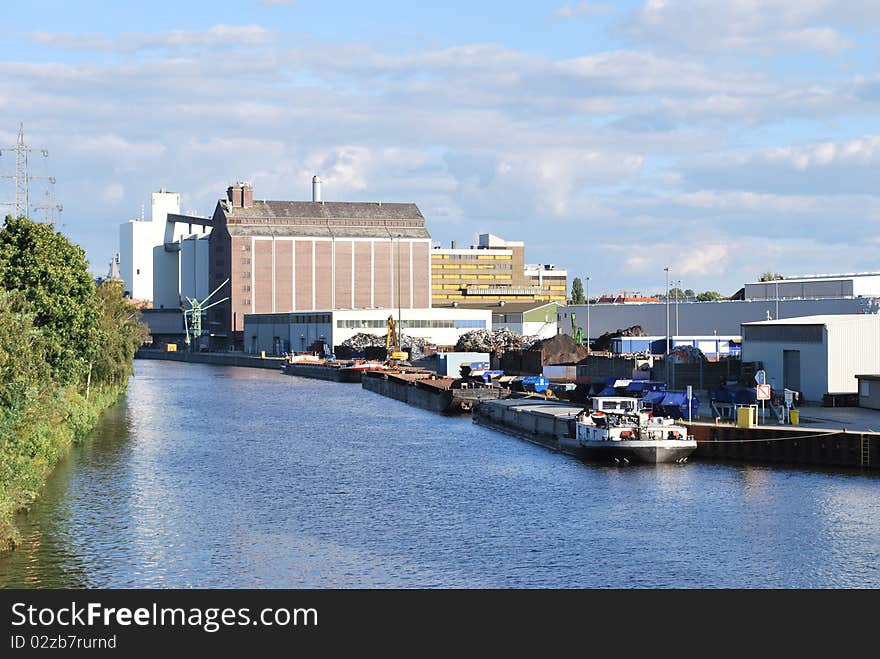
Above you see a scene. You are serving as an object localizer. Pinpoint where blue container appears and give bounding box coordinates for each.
[658,392,700,419]
[522,375,550,393]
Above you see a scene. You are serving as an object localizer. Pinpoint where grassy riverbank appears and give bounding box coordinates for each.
[0,216,147,552]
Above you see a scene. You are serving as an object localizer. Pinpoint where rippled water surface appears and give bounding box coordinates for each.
[1,360,878,588]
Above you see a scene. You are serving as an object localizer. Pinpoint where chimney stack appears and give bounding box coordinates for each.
[242,182,253,208]
[451,239,456,249]
[227,183,243,208]
[312,175,322,202]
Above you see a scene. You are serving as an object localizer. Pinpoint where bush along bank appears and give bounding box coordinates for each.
[0,216,148,552]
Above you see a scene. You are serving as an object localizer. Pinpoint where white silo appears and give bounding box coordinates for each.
[312,175,322,202]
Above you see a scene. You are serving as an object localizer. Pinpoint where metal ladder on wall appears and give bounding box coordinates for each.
[861,435,871,467]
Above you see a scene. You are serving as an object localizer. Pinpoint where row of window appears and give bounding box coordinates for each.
[292,314,333,324]
[335,319,486,329]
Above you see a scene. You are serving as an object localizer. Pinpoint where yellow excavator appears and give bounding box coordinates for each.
[385,314,409,365]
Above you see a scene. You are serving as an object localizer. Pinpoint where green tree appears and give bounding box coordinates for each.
[90,280,150,388]
[684,288,695,298]
[0,217,100,385]
[571,277,585,304]
[669,287,686,299]
[696,290,724,301]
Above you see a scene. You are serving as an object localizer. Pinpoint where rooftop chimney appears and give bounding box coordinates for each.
[227,183,242,208]
[312,175,322,202]
[242,182,253,208]
[451,240,456,249]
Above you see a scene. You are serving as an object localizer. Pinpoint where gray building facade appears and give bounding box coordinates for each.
[560,297,880,340]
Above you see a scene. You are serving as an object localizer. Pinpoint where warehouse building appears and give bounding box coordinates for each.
[560,296,880,340]
[209,179,432,346]
[744,272,880,301]
[741,315,880,402]
[244,307,492,355]
[856,374,880,411]
[491,302,559,340]
[431,234,567,307]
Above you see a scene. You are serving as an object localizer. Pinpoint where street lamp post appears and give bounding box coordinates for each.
[586,276,591,356]
[664,267,670,386]
[675,279,681,336]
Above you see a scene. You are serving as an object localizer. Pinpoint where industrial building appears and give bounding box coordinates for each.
[560,296,880,341]
[491,302,559,340]
[741,315,880,402]
[118,189,212,308]
[209,179,432,346]
[431,234,567,307]
[610,335,740,359]
[856,374,880,411]
[243,307,492,355]
[744,272,880,301]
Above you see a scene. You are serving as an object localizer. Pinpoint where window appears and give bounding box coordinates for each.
[242,272,251,279]
[861,380,871,397]
[136,269,140,275]
[242,257,251,265]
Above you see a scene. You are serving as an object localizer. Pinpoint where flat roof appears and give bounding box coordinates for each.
[856,374,880,381]
[746,272,880,285]
[492,301,560,313]
[742,314,879,326]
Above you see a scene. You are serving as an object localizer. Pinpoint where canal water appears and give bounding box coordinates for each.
[1,360,878,588]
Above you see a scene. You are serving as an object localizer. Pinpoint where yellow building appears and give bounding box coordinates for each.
[432,233,567,307]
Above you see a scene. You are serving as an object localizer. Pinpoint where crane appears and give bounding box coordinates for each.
[571,312,583,345]
[182,278,229,351]
[385,314,409,365]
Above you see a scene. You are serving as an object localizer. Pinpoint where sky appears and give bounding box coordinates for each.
[1,0,879,297]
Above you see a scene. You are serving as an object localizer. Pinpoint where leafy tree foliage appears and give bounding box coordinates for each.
[0,217,99,385]
[571,277,585,304]
[91,280,150,387]
[696,290,724,301]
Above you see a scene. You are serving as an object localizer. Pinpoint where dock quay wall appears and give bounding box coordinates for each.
[688,423,878,470]
[475,398,879,470]
[135,349,284,370]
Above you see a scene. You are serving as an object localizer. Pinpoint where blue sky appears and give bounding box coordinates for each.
[2,0,879,296]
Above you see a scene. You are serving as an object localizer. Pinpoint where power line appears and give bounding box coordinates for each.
[0,122,59,221]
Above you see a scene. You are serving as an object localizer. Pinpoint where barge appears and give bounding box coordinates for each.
[473,397,696,464]
[362,370,506,414]
[281,356,388,383]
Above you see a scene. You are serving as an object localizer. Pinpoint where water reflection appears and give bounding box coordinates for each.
[1,360,878,588]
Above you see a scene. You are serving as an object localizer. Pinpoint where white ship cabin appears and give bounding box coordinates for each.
[590,397,642,414]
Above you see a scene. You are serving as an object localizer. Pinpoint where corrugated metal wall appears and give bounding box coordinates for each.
[827,316,880,394]
[560,297,878,338]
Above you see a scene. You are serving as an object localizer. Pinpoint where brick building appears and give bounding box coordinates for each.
[209,181,432,345]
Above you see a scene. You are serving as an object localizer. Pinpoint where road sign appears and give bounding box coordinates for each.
[756,384,771,400]
[755,370,766,385]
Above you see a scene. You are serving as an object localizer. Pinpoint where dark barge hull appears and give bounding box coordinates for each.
[362,371,504,415]
[576,444,695,464]
[282,364,363,382]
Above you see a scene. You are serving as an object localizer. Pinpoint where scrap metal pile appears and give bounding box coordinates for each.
[340,332,428,360]
[454,328,537,354]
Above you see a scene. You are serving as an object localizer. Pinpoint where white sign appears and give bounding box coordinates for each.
[756,384,771,400]
[755,370,766,385]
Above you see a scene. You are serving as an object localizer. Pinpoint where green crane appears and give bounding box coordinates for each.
[571,312,583,344]
[183,278,229,351]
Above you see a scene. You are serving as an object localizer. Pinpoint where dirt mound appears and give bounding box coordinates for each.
[528,333,588,365]
[590,325,647,352]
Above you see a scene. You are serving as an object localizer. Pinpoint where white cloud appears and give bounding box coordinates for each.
[103,183,124,205]
[624,0,856,54]
[8,21,880,292]
[554,2,610,19]
[29,24,276,52]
